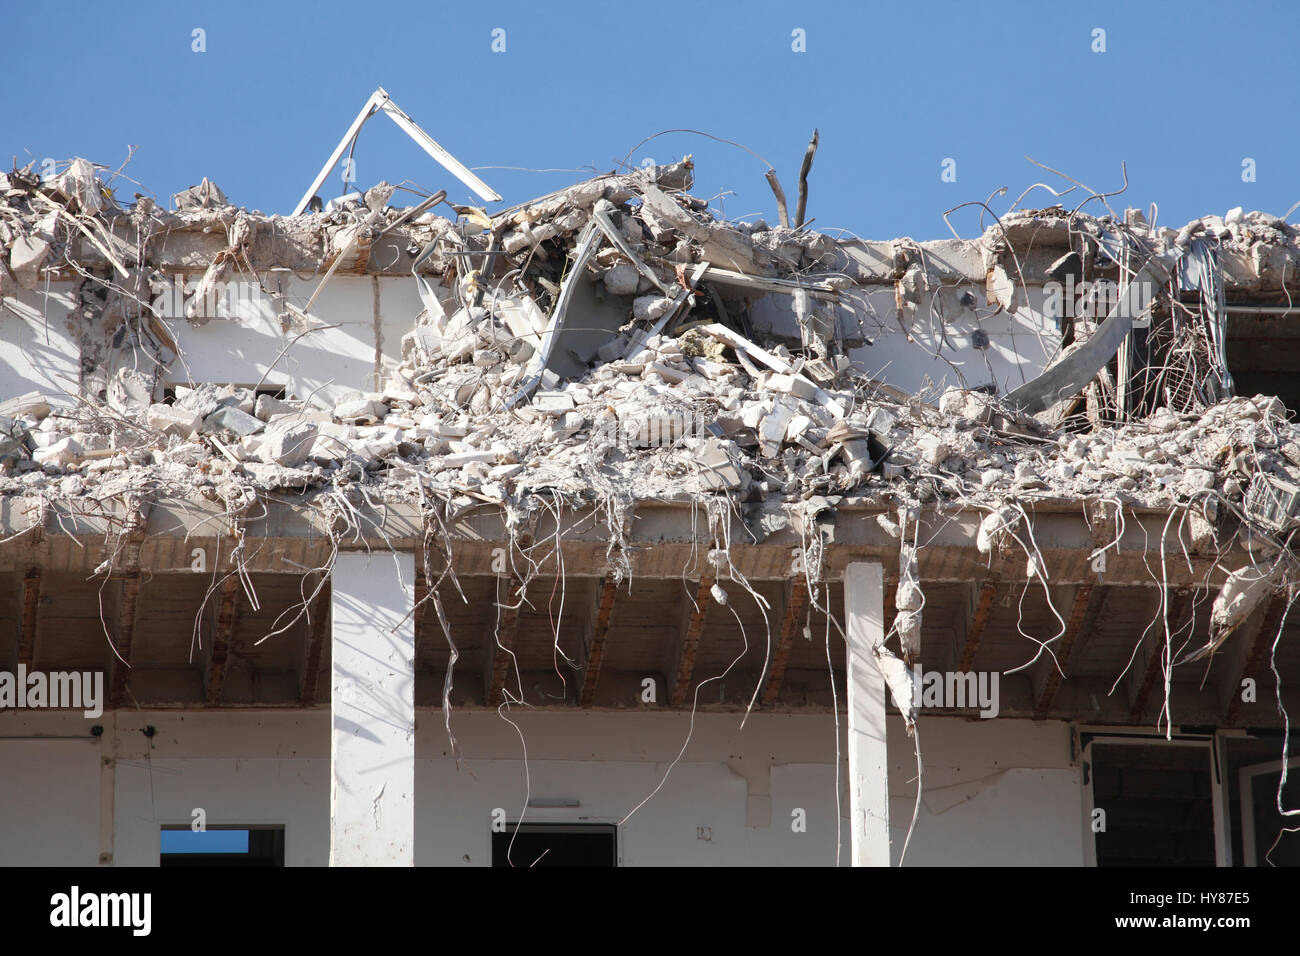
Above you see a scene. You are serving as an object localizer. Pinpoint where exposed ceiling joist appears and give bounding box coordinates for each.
[1127,587,1192,722]
[17,567,40,667]
[957,580,998,672]
[1223,594,1289,726]
[299,575,331,707]
[1033,584,1103,719]
[760,580,809,707]
[204,575,243,706]
[579,575,618,708]
[667,573,715,707]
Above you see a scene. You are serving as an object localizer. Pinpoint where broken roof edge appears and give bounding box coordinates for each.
[7,157,1300,297]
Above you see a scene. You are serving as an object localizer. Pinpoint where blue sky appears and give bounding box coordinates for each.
[160,828,249,853]
[7,0,1297,239]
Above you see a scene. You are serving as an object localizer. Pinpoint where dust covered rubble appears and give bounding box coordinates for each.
[2,155,1300,567]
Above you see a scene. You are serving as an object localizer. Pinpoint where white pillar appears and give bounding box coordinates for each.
[330,551,415,866]
[844,561,890,866]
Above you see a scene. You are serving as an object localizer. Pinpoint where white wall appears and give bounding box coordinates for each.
[751,285,1060,398]
[0,286,81,401]
[0,736,101,865]
[162,275,424,405]
[888,718,1082,866]
[5,276,1065,407]
[0,274,424,408]
[0,709,1081,867]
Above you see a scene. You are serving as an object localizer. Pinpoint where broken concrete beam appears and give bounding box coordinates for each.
[638,181,755,271]
[262,422,319,467]
[601,262,641,295]
[254,394,298,422]
[531,391,575,414]
[334,397,389,424]
[172,177,229,210]
[761,398,797,457]
[916,435,950,467]
[33,437,85,468]
[495,294,549,341]
[307,434,346,464]
[633,294,676,322]
[433,450,497,472]
[985,263,1021,313]
[699,323,846,417]
[0,416,28,460]
[203,404,265,437]
[9,236,49,289]
[550,412,585,440]
[767,373,817,402]
[147,403,203,439]
[0,391,58,421]
[697,438,742,490]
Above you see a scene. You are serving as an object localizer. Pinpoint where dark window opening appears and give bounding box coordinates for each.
[161,384,287,405]
[160,826,285,867]
[1243,769,1300,866]
[1226,310,1300,420]
[1091,743,1216,866]
[1223,734,1300,867]
[491,824,617,867]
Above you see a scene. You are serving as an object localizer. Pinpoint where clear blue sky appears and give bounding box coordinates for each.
[7,0,1297,240]
[160,828,248,853]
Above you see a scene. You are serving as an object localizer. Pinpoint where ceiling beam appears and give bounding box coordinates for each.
[107,512,149,709]
[667,572,715,707]
[203,575,243,706]
[1223,594,1289,726]
[412,556,427,662]
[108,572,142,708]
[761,580,809,707]
[484,522,538,707]
[485,575,526,707]
[299,575,331,707]
[1033,584,1104,720]
[957,580,998,672]
[1128,587,1192,722]
[579,575,619,708]
[17,567,40,667]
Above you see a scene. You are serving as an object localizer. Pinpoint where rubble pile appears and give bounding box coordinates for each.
[3,154,1300,573]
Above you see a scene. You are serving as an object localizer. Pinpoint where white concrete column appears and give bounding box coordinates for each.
[330,551,415,866]
[844,561,890,866]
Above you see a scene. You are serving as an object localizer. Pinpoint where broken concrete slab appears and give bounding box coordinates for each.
[203,404,265,437]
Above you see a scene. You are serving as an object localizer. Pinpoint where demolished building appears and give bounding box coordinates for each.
[2,146,1300,866]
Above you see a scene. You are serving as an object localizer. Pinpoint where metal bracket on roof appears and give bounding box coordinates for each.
[291,87,501,216]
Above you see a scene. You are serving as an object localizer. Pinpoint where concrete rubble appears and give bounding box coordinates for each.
[4,154,1300,676]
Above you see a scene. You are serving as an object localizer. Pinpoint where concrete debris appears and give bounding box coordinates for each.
[172,178,229,211]
[874,644,917,735]
[147,403,202,439]
[3,153,1300,706]
[1184,565,1283,663]
[203,404,264,437]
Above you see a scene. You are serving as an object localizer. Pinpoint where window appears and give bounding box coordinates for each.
[491,824,617,867]
[1083,731,1300,867]
[1222,734,1300,867]
[161,384,287,404]
[160,826,285,867]
[1086,738,1219,866]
